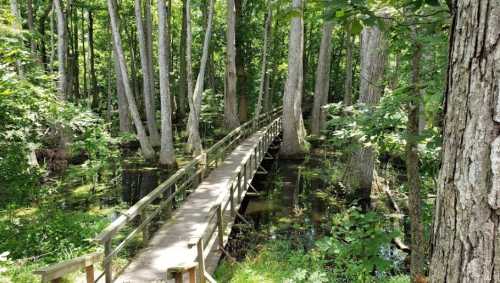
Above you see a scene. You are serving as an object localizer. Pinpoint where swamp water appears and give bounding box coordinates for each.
[222,154,337,261]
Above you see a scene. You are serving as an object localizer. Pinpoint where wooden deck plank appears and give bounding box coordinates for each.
[115,128,270,283]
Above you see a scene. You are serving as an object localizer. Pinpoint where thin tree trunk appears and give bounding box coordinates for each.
[135,0,161,146]
[71,9,80,101]
[39,4,52,70]
[235,0,247,123]
[430,1,500,281]
[346,21,387,210]
[224,0,240,129]
[108,0,155,160]
[254,4,272,122]
[144,0,159,142]
[54,0,68,99]
[186,0,215,155]
[27,0,37,54]
[280,0,306,159]
[311,20,333,136]
[344,22,353,106]
[88,10,98,108]
[157,0,176,167]
[407,26,425,283]
[114,45,131,133]
[177,0,188,119]
[81,9,88,99]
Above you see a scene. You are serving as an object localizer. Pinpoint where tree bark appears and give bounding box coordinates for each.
[177,0,188,119]
[280,0,306,159]
[88,10,99,109]
[344,22,353,106]
[346,21,387,210]
[144,0,159,142]
[254,3,272,122]
[186,0,215,155]
[311,20,333,136]
[81,9,88,99]
[135,0,161,146]
[27,0,37,54]
[157,0,176,167]
[53,0,68,99]
[407,26,425,283]
[108,0,155,160]
[235,0,247,122]
[429,1,500,282]
[224,0,240,129]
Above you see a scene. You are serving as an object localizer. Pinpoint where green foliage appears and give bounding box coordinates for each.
[317,208,404,282]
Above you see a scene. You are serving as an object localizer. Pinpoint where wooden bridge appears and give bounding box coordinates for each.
[34,108,283,283]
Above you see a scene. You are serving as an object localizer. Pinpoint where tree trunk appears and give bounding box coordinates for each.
[407,26,425,283]
[144,0,159,142]
[186,0,215,155]
[114,45,131,133]
[429,1,500,282]
[88,10,99,109]
[344,22,353,106]
[280,0,306,159]
[54,0,68,99]
[185,0,195,149]
[81,9,88,99]
[346,21,387,210]
[135,0,161,146]
[235,0,247,123]
[177,0,188,119]
[27,0,37,54]
[39,4,52,70]
[157,0,176,167]
[108,0,155,160]
[254,4,272,122]
[311,20,333,136]
[224,0,240,129]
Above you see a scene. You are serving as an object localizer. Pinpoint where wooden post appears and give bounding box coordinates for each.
[230,185,235,216]
[197,239,206,283]
[104,239,112,283]
[243,163,248,192]
[141,208,150,243]
[237,172,242,202]
[85,265,94,283]
[217,204,224,248]
[174,272,183,283]
[188,267,196,283]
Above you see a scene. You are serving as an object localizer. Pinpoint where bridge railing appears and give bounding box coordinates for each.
[180,115,282,283]
[32,108,282,283]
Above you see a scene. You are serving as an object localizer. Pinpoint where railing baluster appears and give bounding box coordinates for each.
[217,205,224,248]
[230,185,235,216]
[104,240,112,283]
[197,239,206,283]
[237,172,242,202]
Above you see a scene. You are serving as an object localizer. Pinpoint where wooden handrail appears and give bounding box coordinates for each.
[34,252,102,283]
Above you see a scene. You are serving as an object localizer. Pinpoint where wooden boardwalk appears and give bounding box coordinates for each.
[115,118,281,282]
[33,109,282,283]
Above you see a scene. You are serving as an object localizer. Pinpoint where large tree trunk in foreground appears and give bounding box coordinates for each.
[54,0,68,99]
[224,0,240,129]
[135,0,161,146]
[429,1,500,282]
[186,0,215,155]
[280,0,306,159]
[344,22,353,106]
[157,0,176,167]
[311,20,333,136]
[407,26,425,283]
[346,22,387,210]
[113,46,131,133]
[108,0,155,160]
[254,4,272,122]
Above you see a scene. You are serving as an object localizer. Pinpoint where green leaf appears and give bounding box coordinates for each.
[351,20,363,35]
